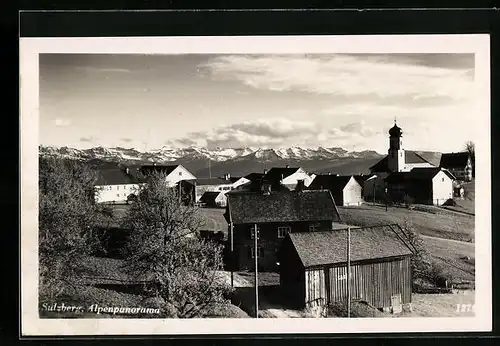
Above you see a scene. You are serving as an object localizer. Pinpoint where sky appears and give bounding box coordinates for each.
[39,53,477,154]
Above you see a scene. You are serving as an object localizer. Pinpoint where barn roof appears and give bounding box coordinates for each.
[288,225,414,268]
[308,175,354,191]
[200,191,223,204]
[95,166,140,185]
[196,177,233,186]
[439,152,471,169]
[263,167,300,183]
[407,167,455,180]
[139,164,180,176]
[244,173,265,181]
[226,190,341,224]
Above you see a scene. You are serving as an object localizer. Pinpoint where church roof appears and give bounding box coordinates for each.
[370,151,440,173]
[389,123,403,137]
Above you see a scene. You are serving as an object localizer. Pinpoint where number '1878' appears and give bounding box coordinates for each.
[456,304,475,312]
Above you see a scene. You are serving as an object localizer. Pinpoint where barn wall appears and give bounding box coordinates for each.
[325,257,412,309]
[431,172,454,206]
[303,257,412,309]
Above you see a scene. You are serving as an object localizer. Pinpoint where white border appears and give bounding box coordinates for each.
[20,34,491,336]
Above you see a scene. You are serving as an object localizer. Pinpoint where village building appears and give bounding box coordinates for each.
[262,166,315,191]
[385,167,456,206]
[199,191,227,208]
[194,174,251,203]
[308,175,363,206]
[368,121,443,202]
[278,224,414,312]
[139,164,197,204]
[225,189,342,271]
[439,152,473,182]
[94,165,144,204]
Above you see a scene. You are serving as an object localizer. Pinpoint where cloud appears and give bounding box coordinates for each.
[80,136,99,143]
[74,66,132,73]
[120,138,134,143]
[166,118,382,150]
[53,118,71,127]
[198,54,474,106]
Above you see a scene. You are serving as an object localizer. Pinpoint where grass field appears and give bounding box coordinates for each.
[337,204,474,243]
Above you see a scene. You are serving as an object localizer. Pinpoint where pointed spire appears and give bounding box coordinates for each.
[394,117,397,125]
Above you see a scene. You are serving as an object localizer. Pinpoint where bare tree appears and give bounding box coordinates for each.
[122,172,232,318]
[38,157,112,301]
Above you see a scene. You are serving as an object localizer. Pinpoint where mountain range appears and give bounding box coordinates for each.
[39,145,385,177]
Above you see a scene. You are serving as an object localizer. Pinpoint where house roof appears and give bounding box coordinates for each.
[226,190,341,224]
[288,225,414,268]
[370,151,440,172]
[308,175,354,192]
[408,167,456,180]
[229,176,243,183]
[139,164,183,176]
[352,175,371,185]
[385,168,455,183]
[263,167,300,183]
[200,191,223,204]
[95,166,140,185]
[439,152,471,169]
[196,177,233,186]
[244,173,265,181]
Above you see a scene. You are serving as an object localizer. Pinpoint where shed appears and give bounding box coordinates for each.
[279,224,414,311]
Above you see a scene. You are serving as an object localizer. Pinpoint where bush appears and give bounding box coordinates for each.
[327,301,387,318]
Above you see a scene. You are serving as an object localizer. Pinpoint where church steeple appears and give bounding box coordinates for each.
[387,120,405,172]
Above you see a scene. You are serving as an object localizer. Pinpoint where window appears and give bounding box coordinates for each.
[309,225,319,232]
[442,177,445,182]
[277,226,291,238]
[250,226,260,239]
[179,171,182,176]
[219,187,223,191]
[116,186,120,190]
[249,246,264,259]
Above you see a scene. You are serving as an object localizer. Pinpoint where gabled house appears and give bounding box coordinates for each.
[308,175,363,206]
[439,152,473,182]
[262,166,314,191]
[224,189,342,271]
[278,224,414,312]
[139,164,196,187]
[94,165,144,204]
[385,167,455,206]
[199,191,227,208]
[195,177,234,202]
[139,164,197,204]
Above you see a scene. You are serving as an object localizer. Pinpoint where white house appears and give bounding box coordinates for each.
[385,167,455,206]
[308,175,363,206]
[94,166,144,204]
[263,166,314,190]
[139,164,196,187]
[195,174,251,202]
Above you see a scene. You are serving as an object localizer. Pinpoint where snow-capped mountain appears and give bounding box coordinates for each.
[39,145,382,163]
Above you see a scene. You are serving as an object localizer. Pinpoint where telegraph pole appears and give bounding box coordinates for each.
[347,227,351,318]
[254,223,259,318]
[230,222,234,288]
[208,159,212,179]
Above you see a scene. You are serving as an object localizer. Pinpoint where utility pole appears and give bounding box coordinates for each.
[347,227,351,318]
[230,222,234,288]
[208,159,212,179]
[254,224,259,319]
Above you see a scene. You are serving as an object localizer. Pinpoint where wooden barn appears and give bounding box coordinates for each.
[278,224,414,312]
[308,175,363,206]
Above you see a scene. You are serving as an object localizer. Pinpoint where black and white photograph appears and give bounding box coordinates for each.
[20,35,491,335]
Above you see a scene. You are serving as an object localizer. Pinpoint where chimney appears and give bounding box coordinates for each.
[263,168,268,174]
[328,172,332,175]
[153,162,157,166]
[286,164,290,168]
[225,173,231,180]
[296,179,305,192]
[125,167,130,175]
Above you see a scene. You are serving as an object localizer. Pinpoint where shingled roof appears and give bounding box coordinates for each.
[226,190,341,224]
[95,166,140,185]
[308,175,355,192]
[263,167,300,184]
[439,152,471,169]
[139,164,179,176]
[200,191,223,204]
[196,177,233,186]
[288,225,414,268]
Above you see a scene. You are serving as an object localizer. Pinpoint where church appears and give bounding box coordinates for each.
[365,121,455,206]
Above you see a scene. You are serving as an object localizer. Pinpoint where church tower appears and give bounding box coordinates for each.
[387,120,405,172]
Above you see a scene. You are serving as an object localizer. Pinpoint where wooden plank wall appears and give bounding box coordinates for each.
[305,257,412,309]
